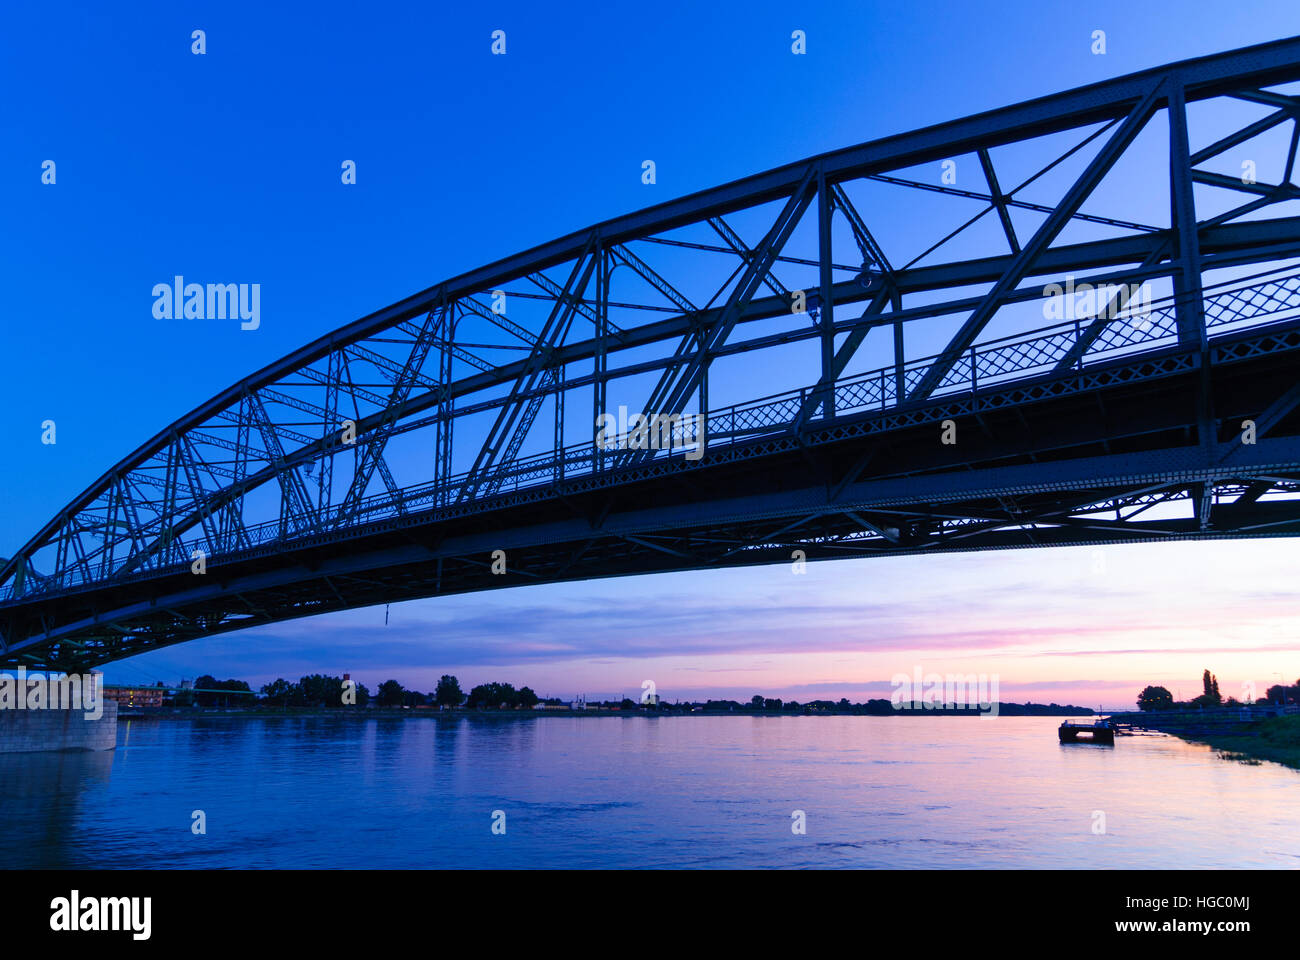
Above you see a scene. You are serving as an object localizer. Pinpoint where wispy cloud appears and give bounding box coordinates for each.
[110,539,1300,705]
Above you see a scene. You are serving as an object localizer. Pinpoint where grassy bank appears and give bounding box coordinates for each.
[1180,715,1300,770]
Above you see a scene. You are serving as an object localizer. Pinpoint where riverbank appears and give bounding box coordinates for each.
[1179,715,1300,770]
[1110,708,1300,770]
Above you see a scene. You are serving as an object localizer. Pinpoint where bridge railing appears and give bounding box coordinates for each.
[5,266,1300,603]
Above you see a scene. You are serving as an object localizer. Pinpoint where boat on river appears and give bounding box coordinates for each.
[1058,718,1117,745]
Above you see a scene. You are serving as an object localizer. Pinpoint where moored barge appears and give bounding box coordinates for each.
[1058,718,1117,745]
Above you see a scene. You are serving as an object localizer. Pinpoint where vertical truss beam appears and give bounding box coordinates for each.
[1169,82,1207,350]
[817,169,836,419]
[434,308,456,505]
[593,244,609,473]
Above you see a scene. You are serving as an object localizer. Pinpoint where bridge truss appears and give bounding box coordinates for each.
[5,38,1300,669]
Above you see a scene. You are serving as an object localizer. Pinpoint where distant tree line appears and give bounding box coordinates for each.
[260,674,368,708]
[1137,669,1299,712]
[462,681,540,709]
[159,675,1103,716]
[189,676,253,708]
[255,674,463,708]
[249,674,540,710]
[691,697,1090,716]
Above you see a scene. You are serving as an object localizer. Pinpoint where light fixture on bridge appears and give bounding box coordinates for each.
[856,258,881,291]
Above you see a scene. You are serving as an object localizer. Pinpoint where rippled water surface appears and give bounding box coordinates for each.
[2,715,1297,868]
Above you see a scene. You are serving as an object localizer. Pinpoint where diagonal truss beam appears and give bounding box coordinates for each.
[908,82,1164,403]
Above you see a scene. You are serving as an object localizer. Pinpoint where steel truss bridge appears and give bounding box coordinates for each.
[6,39,1300,670]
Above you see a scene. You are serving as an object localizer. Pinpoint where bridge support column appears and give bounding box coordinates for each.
[0,699,117,754]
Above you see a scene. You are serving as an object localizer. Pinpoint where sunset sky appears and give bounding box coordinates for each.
[98,537,1300,712]
[4,2,1300,710]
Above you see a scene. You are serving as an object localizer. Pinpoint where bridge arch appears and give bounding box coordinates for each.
[5,38,1300,668]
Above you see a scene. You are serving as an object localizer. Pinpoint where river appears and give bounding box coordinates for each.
[2,714,1297,868]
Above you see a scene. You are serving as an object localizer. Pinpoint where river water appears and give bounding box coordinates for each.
[2,714,1296,868]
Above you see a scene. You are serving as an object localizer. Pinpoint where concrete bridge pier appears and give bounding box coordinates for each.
[0,700,117,753]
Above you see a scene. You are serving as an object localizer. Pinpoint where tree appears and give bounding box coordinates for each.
[750,695,765,710]
[466,682,520,709]
[1191,670,1223,707]
[1137,685,1174,712]
[193,676,252,708]
[193,675,219,707]
[260,678,301,706]
[218,679,252,708]
[377,679,405,707]
[518,686,539,709]
[299,674,344,707]
[1202,669,1222,704]
[1265,679,1300,704]
[435,675,465,708]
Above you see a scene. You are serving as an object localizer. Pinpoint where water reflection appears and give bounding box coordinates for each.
[0,749,115,868]
[1,715,1296,869]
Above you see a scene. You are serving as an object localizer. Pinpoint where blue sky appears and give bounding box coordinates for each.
[3,1,1300,707]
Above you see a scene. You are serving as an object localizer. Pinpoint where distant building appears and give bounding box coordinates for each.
[570,695,586,710]
[103,686,166,708]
